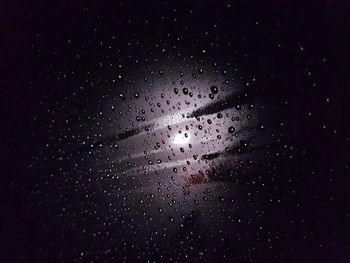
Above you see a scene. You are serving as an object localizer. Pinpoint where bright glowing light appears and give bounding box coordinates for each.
[173,133,190,145]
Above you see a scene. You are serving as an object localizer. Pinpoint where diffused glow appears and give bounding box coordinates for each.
[173,133,190,145]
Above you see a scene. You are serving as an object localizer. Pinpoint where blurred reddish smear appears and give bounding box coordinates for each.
[185,173,205,185]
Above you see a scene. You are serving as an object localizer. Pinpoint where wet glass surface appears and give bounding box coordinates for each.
[1,1,350,262]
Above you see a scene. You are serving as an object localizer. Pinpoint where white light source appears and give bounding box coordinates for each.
[173,133,190,145]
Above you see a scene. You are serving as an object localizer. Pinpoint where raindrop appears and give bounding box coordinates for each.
[210,85,218,94]
[119,93,126,100]
[228,126,235,133]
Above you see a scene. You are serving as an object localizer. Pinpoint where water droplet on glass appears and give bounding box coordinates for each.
[210,85,218,94]
[119,93,126,100]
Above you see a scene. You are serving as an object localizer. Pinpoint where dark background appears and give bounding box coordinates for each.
[1,0,350,262]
